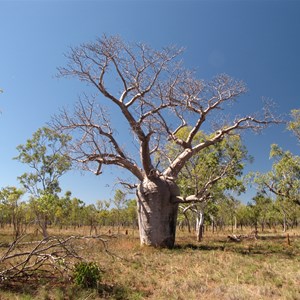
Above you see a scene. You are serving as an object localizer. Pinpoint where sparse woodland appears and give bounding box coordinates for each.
[1,36,300,299]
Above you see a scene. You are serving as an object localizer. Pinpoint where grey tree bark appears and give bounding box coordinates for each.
[136,177,180,248]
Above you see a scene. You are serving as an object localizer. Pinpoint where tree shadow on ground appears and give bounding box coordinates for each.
[258,234,300,240]
[0,280,147,300]
[98,283,148,300]
[174,243,226,251]
[174,237,299,259]
[0,280,45,297]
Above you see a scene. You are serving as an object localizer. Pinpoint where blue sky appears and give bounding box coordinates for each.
[0,0,299,204]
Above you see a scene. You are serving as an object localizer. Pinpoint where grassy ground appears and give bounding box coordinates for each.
[0,226,299,299]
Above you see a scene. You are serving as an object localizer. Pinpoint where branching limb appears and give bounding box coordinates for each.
[165,113,280,178]
[0,235,111,283]
[55,36,280,186]
[174,194,212,204]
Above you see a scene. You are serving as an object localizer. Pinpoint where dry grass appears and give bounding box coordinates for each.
[0,226,299,299]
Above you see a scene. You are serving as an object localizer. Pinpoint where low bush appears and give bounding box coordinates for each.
[73,261,102,289]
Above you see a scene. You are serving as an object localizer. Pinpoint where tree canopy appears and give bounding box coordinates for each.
[252,144,300,206]
[164,127,250,202]
[288,109,300,142]
[53,35,277,199]
[14,127,72,237]
[251,109,300,207]
[52,35,279,247]
[15,127,71,197]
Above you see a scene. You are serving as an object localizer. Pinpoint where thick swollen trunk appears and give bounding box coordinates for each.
[136,177,180,248]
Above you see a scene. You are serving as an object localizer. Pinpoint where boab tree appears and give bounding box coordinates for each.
[53,35,277,248]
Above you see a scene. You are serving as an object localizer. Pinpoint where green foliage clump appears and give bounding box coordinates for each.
[73,261,102,289]
[288,109,300,141]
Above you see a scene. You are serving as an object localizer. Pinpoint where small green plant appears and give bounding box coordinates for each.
[73,261,102,288]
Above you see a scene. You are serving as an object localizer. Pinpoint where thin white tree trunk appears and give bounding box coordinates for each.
[283,212,287,232]
[210,214,215,233]
[196,211,204,242]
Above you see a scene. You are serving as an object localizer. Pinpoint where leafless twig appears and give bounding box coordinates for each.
[0,235,110,283]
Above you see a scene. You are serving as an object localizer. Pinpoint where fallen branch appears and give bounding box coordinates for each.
[227,233,258,242]
[0,235,110,283]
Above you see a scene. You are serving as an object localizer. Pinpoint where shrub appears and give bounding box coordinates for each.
[73,261,102,288]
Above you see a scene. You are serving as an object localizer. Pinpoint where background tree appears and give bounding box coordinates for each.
[0,186,26,238]
[29,193,60,237]
[53,35,278,248]
[235,203,251,231]
[273,196,300,232]
[124,199,138,229]
[213,197,240,232]
[252,144,300,207]
[164,128,250,241]
[248,192,273,232]
[51,191,74,229]
[96,199,111,228]
[250,110,300,230]
[112,189,128,233]
[15,127,71,237]
[68,194,86,229]
[288,109,300,141]
[83,204,99,235]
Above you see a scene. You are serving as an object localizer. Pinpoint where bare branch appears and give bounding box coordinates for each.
[52,97,145,180]
[164,113,279,178]
[174,194,212,204]
[0,235,110,282]
[55,35,280,190]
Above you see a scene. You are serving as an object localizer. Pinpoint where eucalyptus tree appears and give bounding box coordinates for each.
[163,128,250,241]
[83,204,99,235]
[248,192,273,232]
[273,197,300,231]
[124,199,138,228]
[235,203,251,230]
[96,199,111,227]
[252,144,300,207]
[53,35,278,248]
[0,186,26,238]
[250,109,300,230]
[288,109,300,141]
[15,127,71,237]
[68,195,86,229]
[113,189,128,232]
